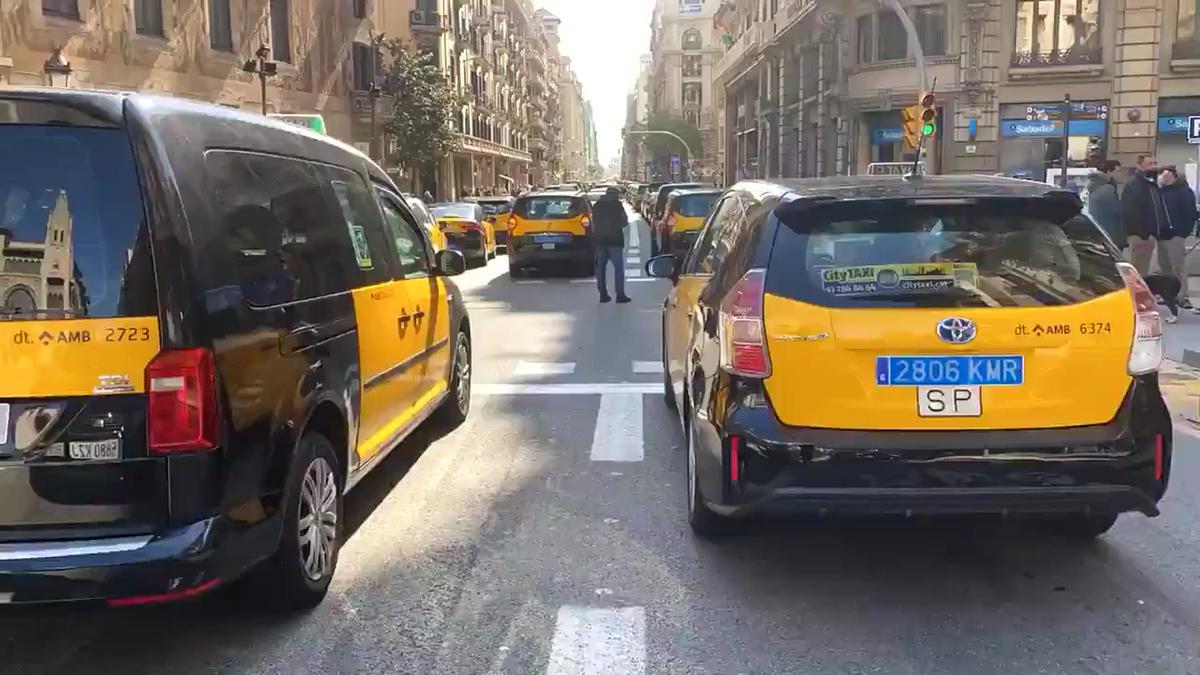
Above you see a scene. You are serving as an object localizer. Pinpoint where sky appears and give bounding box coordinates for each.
[536,0,654,170]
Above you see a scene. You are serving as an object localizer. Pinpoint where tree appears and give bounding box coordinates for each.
[376,38,463,180]
[637,113,703,178]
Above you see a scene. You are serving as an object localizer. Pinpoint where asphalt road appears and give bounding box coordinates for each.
[3,205,1200,674]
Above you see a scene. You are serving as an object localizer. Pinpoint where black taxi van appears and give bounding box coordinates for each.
[647,176,1172,538]
[0,89,472,608]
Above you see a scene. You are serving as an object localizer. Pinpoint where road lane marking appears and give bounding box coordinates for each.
[514,280,545,285]
[627,278,667,283]
[626,258,641,266]
[475,383,658,395]
[514,361,576,376]
[626,269,642,278]
[629,226,639,248]
[632,361,663,374]
[547,606,646,675]
[590,393,644,462]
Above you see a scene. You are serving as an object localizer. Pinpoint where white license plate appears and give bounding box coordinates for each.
[0,403,7,445]
[917,386,981,417]
[69,439,121,461]
[542,243,557,250]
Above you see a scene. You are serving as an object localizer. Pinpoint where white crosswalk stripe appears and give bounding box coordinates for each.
[547,606,646,675]
[514,361,577,376]
[590,393,644,462]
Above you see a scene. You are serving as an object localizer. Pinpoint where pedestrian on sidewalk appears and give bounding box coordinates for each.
[591,186,631,304]
[1085,159,1123,246]
[1158,166,1199,311]
[1121,154,1169,275]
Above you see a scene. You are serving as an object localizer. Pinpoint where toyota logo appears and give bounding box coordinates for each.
[937,317,976,344]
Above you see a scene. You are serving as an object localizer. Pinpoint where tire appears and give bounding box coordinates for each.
[685,402,734,537]
[662,319,676,411]
[1043,513,1119,540]
[434,330,472,428]
[508,264,524,279]
[256,432,342,611]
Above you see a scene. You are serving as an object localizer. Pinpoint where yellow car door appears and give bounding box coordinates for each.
[377,191,453,413]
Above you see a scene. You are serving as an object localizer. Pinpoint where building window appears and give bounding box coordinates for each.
[352,42,375,91]
[354,0,368,19]
[857,5,947,64]
[135,0,164,37]
[209,0,233,52]
[1013,0,1101,67]
[1175,1,1200,59]
[682,28,703,50]
[43,0,80,19]
[682,55,703,77]
[270,0,292,63]
[682,82,702,107]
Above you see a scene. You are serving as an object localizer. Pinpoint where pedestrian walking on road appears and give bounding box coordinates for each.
[1157,166,1199,310]
[591,186,631,304]
[1085,159,1123,245]
[1121,154,1169,275]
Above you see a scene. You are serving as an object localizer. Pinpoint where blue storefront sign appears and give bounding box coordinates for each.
[1159,116,1194,134]
[871,128,904,145]
[1000,118,1107,138]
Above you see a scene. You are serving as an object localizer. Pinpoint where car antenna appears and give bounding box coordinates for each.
[905,77,938,181]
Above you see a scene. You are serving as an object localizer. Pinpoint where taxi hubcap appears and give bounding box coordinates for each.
[456,338,471,413]
[298,457,337,581]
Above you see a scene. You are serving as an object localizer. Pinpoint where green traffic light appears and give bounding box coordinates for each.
[921,123,936,136]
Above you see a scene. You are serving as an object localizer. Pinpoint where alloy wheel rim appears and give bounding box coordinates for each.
[456,338,471,413]
[298,457,338,581]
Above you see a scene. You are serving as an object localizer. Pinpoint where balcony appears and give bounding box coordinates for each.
[410,10,449,33]
[1010,45,1102,68]
[459,132,533,163]
[713,24,765,86]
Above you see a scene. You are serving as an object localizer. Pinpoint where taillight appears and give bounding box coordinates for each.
[507,215,517,233]
[146,348,219,453]
[581,215,591,230]
[718,268,771,378]
[1118,263,1163,375]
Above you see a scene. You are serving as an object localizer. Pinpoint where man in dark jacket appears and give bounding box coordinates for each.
[1085,160,1122,245]
[591,187,631,303]
[1157,166,1198,309]
[1120,154,1170,275]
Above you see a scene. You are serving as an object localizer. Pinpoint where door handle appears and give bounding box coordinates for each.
[398,312,411,326]
[411,306,426,320]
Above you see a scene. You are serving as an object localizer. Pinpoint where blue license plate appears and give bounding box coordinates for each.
[876,355,1024,386]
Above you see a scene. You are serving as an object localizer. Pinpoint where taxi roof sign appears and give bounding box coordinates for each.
[269,114,327,135]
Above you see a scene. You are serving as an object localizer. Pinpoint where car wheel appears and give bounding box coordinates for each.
[508,264,524,279]
[1043,513,1119,540]
[434,330,472,428]
[686,403,733,537]
[662,320,676,411]
[256,432,341,611]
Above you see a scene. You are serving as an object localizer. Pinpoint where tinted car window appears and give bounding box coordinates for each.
[0,125,154,319]
[514,196,586,219]
[766,199,1123,308]
[377,191,429,278]
[686,195,742,275]
[430,203,481,221]
[204,150,390,306]
[476,200,512,215]
[673,193,720,218]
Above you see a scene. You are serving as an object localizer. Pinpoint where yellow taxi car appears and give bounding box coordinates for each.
[431,202,497,267]
[506,191,593,277]
[471,196,515,250]
[405,194,448,253]
[646,176,1172,539]
[661,187,721,257]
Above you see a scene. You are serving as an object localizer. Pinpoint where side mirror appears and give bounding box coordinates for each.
[435,249,466,277]
[645,254,679,281]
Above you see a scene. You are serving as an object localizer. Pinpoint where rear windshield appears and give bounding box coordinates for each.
[673,193,720,218]
[515,196,586,219]
[657,185,703,211]
[476,201,511,215]
[431,204,479,220]
[0,125,154,320]
[766,199,1123,308]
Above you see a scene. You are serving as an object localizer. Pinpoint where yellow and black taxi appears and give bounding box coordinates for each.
[506,191,594,277]
[646,176,1171,538]
[0,89,473,608]
[431,202,496,267]
[660,187,721,257]
[649,182,707,256]
[471,196,514,250]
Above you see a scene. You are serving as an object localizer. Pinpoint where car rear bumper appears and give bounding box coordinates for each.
[694,377,1172,520]
[509,235,592,266]
[0,512,280,604]
[446,232,486,256]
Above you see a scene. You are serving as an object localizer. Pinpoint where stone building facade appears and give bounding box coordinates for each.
[714,0,1200,184]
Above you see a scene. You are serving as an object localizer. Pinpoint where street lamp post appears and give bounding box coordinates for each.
[42,47,72,87]
[625,130,693,181]
[242,45,278,116]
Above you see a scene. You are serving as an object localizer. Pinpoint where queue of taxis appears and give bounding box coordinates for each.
[0,89,473,608]
[471,196,514,250]
[660,187,721,257]
[430,202,497,267]
[506,190,594,277]
[647,176,1172,538]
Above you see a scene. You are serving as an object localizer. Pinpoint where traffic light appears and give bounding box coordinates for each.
[902,104,923,149]
[919,92,938,138]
